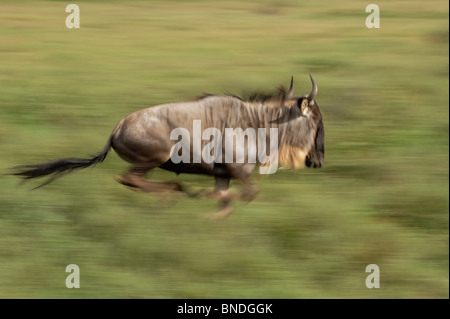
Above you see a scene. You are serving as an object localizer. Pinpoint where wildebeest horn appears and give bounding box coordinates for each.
[287,76,294,99]
[306,74,318,104]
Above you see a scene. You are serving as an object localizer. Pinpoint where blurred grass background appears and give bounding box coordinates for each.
[0,0,448,298]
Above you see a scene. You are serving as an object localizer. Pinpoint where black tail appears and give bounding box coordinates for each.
[10,135,113,189]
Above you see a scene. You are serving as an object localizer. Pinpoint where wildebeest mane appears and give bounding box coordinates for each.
[196,86,288,104]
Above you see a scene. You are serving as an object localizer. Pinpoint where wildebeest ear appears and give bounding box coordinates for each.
[298,97,309,113]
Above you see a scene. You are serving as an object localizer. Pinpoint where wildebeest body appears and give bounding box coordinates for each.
[11,76,324,218]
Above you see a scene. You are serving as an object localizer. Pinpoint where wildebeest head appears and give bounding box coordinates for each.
[280,75,324,169]
[302,75,324,168]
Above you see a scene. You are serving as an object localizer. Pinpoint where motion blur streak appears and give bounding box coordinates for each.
[0,0,448,298]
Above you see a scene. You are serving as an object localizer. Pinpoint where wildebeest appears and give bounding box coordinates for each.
[11,75,324,218]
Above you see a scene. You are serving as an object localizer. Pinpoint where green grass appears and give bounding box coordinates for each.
[0,0,448,298]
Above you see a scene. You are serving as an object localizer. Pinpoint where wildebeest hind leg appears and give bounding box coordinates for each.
[117,166,183,193]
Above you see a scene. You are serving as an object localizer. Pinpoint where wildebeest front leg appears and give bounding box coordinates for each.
[210,165,258,219]
[239,176,258,202]
[229,163,258,202]
[208,176,232,219]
